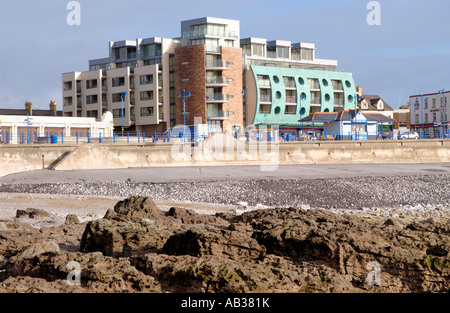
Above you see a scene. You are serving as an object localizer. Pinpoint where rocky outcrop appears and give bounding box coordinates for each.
[0,197,449,293]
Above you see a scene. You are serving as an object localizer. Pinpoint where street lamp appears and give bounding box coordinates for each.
[438,89,447,138]
[242,87,249,142]
[121,90,128,134]
[177,89,191,142]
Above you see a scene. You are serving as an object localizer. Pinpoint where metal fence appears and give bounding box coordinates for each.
[0,130,447,145]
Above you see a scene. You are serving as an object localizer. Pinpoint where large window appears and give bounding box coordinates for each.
[86,95,98,105]
[112,108,126,118]
[112,93,125,103]
[252,44,265,57]
[142,44,161,58]
[301,49,314,61]
[140,91,153,101]
[112,77,125,87]
[277,47,290,59]
[140,107,154,117]
[140,74,153,85]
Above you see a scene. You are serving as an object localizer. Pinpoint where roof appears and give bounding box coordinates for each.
[0,109,62,117]
[358,95,394,111]
[299,110,396,123]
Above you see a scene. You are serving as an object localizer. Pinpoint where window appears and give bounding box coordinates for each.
[277,47,289,59]
[86,95,98,105]
[112,109,126,118]
[242,44,251,56]
[424,113,428,123]
[86,110,98,119]
[252,44,264,57]
[424,99,428,109]
[140,75,153,85]
[301,49,314,61]
[142,44,161,58]
[112,93,125,103]
[433,112,437,122]
[140,107,154,117]
[432,98,436,108]
[112,77,125,87]
[140,91,153,101]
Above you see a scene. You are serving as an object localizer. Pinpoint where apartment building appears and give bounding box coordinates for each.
[63,16,356,133]
[63,37,178,133]
[410,91,450,133]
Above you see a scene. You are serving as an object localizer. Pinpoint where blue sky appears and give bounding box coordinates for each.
[1,0,449,110]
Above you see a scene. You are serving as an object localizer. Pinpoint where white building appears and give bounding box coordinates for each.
[0,112,114,144]
[410,91,450,134]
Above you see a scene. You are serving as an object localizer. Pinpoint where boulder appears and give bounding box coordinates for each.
[113,196,163,219]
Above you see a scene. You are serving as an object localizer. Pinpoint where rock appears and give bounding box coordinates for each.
[0,255,7,269]
[65,214,80,225]
[16,208,51,220]
[113,196,163,219]
[12,240,60,261]
[2,196,450,293]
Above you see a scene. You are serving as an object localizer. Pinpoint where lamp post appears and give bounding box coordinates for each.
[121,90,128,134]
[177,89,191,142]
[242,87,249,142]
[438,89,446,138]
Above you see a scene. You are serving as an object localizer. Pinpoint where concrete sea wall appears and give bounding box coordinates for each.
[0,138,449,177]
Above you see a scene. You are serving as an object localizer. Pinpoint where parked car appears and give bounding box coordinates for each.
[400,131,419,140]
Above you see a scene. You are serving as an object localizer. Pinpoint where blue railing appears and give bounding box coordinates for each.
[0,130,447,145]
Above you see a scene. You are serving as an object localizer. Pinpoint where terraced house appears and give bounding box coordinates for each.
[62,17,357,133]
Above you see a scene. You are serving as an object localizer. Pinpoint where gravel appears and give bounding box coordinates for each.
[0,174,449,218]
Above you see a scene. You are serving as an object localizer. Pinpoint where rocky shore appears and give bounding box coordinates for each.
[0,174,449,293]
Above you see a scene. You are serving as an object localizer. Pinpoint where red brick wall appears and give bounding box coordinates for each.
[221,46,243,131]
[174,45,207,126]
[139,122,168,133]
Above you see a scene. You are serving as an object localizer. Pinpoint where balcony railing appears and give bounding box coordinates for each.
[182,29,238,39]
[286,97,297,104]
[260,95,272,103]
[206,77,232,85]
[207,110,230,119]
[284,80,296,88]
[206,94,230,102]
[206,60,230,69]
[258,80,271,87]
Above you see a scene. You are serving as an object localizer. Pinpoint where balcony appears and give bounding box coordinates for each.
[207,110,230,120]
[284,80,296,89]
[259,95,272,103]
[206,94,230,103]
[286,97,297,105]
[258,79,271,88]
[183,29,238,39]
[206,76,231,86]
[332,82,343,91]
[206,60,230,70]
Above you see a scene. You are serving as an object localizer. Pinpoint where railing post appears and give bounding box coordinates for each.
[99,133,102,144]
[88,132,91,144]
[127,132,129,143]
[76,132,79,144]
[61,133,64,144]
[143,132,146,143]
[113,132,116,144]
[138,132,140,143]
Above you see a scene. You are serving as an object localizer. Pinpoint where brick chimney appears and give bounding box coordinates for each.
[49,101,57,116]
[25,101,33,116]
[357,85,363,98]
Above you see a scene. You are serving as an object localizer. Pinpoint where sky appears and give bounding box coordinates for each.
[1,0,450,110]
